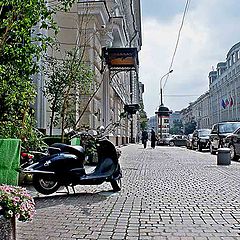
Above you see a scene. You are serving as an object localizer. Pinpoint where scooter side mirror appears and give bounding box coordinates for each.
[98,126,105,133]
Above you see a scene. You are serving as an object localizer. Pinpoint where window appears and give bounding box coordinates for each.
[219,122,240,134]
[236,51,239,61]
[211,124,218,134]
[232,53,235,64]
[199,129,211,137]
[228,58,231,68]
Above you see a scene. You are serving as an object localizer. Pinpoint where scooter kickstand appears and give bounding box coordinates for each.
[71,185,76,194]
[65,186,70,195]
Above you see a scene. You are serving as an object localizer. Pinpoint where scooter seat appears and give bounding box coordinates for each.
[51,143,84,160]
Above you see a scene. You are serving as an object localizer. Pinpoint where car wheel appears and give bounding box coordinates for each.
[169,141,175,146]
[192,142,196,150]
[229,144,237,161]
[210,143,216,155]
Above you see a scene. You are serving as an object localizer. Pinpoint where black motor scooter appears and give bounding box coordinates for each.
[22,129,122,195]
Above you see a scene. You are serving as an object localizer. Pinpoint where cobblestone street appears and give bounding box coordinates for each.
[17,144,240,239]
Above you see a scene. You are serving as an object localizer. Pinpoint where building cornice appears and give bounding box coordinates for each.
[77,1,110,26]
[112,16,127,46]
[227,41,240,58]
[134,0,142,49]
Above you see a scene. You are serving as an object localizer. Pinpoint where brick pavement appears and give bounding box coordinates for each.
[17,144,240,239]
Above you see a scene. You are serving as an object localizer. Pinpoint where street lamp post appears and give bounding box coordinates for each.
[159,69,173,105]
[156,70,173,141]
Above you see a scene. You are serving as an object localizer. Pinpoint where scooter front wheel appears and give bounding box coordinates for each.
[110,179,121,192]
[33,174,60,195]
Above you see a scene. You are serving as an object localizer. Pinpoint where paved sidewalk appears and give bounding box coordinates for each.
[17,144,240,239]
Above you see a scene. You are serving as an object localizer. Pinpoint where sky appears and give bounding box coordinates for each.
[139,0,240,117]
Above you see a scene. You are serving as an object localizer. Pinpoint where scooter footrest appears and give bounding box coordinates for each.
[80,174,110,181]
[78,174,109,185]
[69,168,86,176]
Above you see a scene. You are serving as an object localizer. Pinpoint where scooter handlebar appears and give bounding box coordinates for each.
[66,121,121,140]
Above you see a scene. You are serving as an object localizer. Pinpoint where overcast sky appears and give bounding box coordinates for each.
[139,0,240,117]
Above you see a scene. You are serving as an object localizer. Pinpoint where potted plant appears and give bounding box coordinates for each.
[0,185,35,240]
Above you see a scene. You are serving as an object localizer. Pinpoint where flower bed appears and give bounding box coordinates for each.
[0,185,35,222]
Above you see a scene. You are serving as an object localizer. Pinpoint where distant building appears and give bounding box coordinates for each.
[169,111,181,129]
[209,42,240,124]
[148,115,158,132]
[181,41,240,128]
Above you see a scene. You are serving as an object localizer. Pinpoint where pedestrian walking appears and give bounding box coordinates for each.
[141,129,148,148]
[151,128,156,149]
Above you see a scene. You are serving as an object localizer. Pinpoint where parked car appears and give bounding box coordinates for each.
[186,134,193,149]
[224,127,240,160]
[192,129,211,151]
[157,134,172,146]
[163,134,174,145]
[209,122,240,154]
[168,135,187,147]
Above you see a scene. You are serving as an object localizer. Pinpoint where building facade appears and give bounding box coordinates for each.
[34,0,142,145]
[169,111,181,129]
[148,115,158,132]
[181,42,240,130]
[181,92,210,130]
[209,42,240,124]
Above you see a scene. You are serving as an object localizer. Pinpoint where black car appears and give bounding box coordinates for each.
[224,127,240,160]
[168,135,187,147]
[209,122,240,154]
[192,129,211,151]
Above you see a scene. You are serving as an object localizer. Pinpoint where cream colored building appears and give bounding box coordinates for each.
[35,0,142,145]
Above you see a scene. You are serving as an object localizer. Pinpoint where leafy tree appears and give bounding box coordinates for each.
[139,102,148,130]
[43,49,94,139]
[0,0,74,145]
[184,120,197,135]
[169,120,183,135]
[43,6,111,141]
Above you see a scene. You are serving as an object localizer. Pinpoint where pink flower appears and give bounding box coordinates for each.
[0,184,35,222]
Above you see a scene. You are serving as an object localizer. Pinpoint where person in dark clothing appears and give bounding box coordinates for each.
[151,128,156,149]
[141,130,148,148]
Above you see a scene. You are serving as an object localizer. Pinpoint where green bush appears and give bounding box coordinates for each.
[42,136,70,146]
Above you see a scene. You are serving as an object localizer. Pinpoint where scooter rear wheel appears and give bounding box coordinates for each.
[33,174,60,195]
[110,179,121,192]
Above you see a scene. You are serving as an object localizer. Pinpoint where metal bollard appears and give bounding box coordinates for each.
[217,148,231,165]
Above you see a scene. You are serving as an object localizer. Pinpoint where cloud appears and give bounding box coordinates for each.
[140,0,240,117]
[141,0,194,23]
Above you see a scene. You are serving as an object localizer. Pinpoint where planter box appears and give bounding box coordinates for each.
[0,139,21,185]
[71,137,81,145]
[0,215,16,240]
